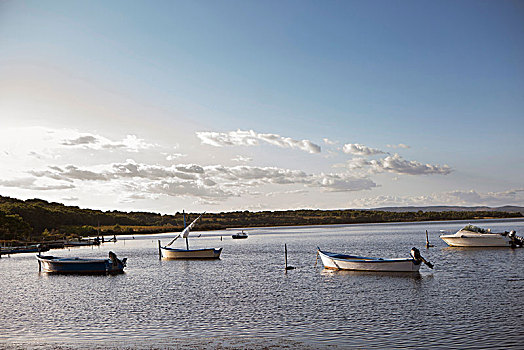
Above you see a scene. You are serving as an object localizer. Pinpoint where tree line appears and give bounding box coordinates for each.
[0,194,521,242]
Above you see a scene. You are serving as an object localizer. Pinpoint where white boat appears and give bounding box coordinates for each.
[159,212,222,259]
[317,248,433,272]
[440,224,524,247]
[231,230,248,239]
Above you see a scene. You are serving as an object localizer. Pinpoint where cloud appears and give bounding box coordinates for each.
[341,154,451,176]
[25,160,377,201]
[369,154,451,175]
[61,135,99,146]
[348,189,524,208]
[311,173,377,192]
[342,143,385,156]
[0,178,75,191]
[323,138,337,145]
[30,165,109,182]
[387,143,410,149]
[232,155,252,163]
[61,133,156,152]
[196,129,321,154]
[165,153,187,161]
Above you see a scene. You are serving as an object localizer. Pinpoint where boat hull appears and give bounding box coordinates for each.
[161,247,222,259]
[37,255,126,274]
[440,232,512,247]
[318,250,421,272]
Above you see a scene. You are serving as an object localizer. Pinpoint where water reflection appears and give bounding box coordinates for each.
[320,268,423,279]
[1,218,523,349]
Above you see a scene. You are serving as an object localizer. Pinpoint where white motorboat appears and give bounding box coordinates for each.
[317,247,433,272]
[440,224,523,247]
[159,212,222,259]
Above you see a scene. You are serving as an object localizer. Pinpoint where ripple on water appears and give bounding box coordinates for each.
[1,219,523,349]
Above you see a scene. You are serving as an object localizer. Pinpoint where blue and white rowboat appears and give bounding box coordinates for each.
[37,251,127,274]
[317,248,432,272]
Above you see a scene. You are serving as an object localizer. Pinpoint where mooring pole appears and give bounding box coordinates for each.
[285,244,288,270]
[425,230,433,248]
[158,240,162,259]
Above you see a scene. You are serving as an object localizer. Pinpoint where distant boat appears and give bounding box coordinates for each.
[317,248,433,272]
[440,224,524,247]
[160,212,222,259]
[232,230,248,239]
[36,251,127,274]
[64,238,101,247]
[1,244,49,255]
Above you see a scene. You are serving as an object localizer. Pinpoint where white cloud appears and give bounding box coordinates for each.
[61,135,99,146]
[196,129,321,154]
[165,153,187,161]
[20,159,377,201]
[323,138,337,145]
[0,178,75,191]
[349,189,524,208]
[62,133,157,152]
[387,143,410,149]
[232,155,252,163]
[341,154,451,176]
[369,154,451,175]
[342,143,385,156]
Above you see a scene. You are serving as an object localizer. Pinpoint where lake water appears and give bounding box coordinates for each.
[1,218,523,349]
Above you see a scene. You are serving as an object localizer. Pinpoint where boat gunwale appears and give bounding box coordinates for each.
[160,247,222,253]
[318,250,415,264]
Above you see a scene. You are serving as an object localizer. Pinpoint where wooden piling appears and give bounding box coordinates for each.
[285,244,295,271]
[425,230,434,248]
[158,240,162,259]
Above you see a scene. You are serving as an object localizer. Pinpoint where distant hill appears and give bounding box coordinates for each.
[371,206,524,215]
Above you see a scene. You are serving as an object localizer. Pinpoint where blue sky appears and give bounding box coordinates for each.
[0,0,523,213]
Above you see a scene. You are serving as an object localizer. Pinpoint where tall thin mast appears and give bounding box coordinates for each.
[184,210,189,250]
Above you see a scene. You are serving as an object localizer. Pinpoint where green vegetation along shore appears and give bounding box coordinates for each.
[0,195,521,242]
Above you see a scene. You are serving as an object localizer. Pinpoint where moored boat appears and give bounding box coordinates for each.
[317,247,433,272]
[440,224,524,247]
[159,212,222,259]
[37,251,127,274]
[161,247,222,259]
[232,230,248,239]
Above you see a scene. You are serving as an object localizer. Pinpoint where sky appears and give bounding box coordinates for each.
[0,0,523,214]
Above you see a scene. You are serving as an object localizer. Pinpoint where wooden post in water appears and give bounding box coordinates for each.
[425,230,434,248]
[285,244,295,271]
[285,243,288,270]
[158,240,162,259]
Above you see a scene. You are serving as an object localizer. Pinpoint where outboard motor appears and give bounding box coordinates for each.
[109,251,123,267]
[508,231,524,248]
[410,247,434,269]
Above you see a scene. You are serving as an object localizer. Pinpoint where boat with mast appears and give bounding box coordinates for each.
[159,211,222,259]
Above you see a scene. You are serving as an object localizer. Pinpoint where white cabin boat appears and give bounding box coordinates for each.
[159,212,222,259]
[440,224,523,247]
[317,248,433,272]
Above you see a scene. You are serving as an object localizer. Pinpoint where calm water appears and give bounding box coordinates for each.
[1,219,523,349]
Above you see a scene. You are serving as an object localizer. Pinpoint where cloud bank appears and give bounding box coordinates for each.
[349,189,524,208]
[345,154,451,175]
[196,129,321,154]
